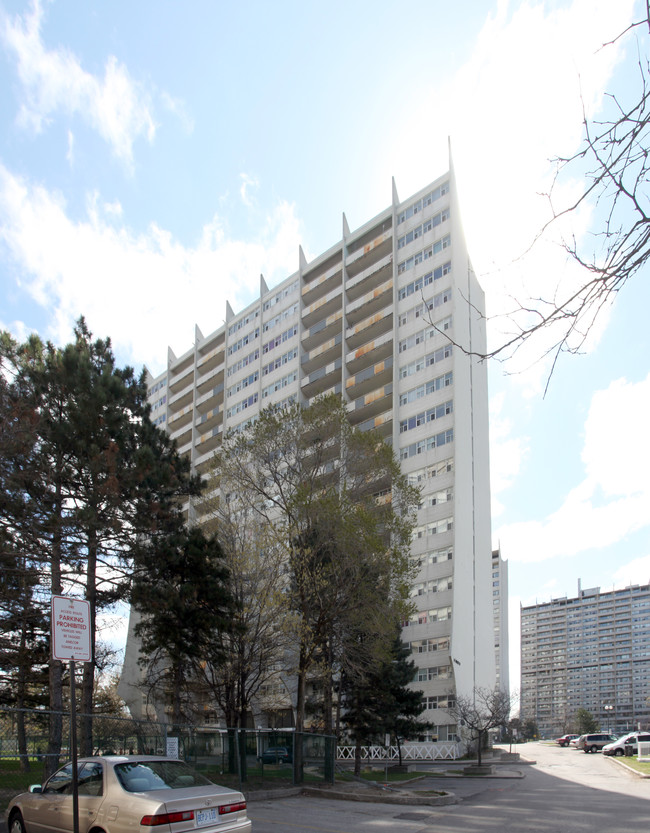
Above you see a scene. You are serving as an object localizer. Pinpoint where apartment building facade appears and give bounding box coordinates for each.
[120,166,496,739]
[492,549,510,695]
[521,583,650,737]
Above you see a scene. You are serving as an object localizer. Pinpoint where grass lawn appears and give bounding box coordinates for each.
[344,769,445,789]
[616,757,650,776]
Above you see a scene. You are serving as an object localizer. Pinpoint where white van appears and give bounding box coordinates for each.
[602,731,650,756]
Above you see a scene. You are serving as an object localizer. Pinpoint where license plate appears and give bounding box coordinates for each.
[195,808,218,827]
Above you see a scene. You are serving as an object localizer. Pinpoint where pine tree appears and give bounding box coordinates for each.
[131,527,238,728]
[1,321,202,771]
[341,628,430,774]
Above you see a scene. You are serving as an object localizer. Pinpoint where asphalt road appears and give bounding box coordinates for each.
[246,742,650,832]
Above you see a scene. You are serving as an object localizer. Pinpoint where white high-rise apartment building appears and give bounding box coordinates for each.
[123,165,496,739]
[521,583,650,737]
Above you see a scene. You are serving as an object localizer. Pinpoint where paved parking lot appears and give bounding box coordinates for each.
[247,742,650,832]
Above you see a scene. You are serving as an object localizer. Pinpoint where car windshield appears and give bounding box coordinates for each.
[115,761,214,792]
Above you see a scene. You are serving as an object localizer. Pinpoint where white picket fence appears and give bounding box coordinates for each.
[337,741,462,761]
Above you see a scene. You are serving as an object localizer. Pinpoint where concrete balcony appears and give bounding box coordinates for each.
[301,358,342,399]
[168,403,193,431]
[301,260,343,307]
[194,446,221,474]
[302,309,343,353]
[306,382,342,407]
[346,278,393,327]
[346,356,393,399]
[171,424,192,450]
[353,409,393,440]
[301,284,342,330]
[195,405,223,434]
[195,382,224,413]
[169,379,194,410]
[177,437,193,458]
[196,361,224,395]
[301,332,342,375]
[195,426,222,459]
[168,361,194,395]
[347,384,393,427]
[346,331,394,376]
[346,230,392,278]
[346,253,393,301]
[345,308,393,351]
[197,343,225,374]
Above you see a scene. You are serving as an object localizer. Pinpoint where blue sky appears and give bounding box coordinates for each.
[1,0,649,693]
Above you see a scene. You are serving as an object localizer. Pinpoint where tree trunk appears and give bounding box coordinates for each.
[16,708,29,774]
[46,661,63,779]
[45,481,64,779]
[16,607,30,773]
[322,652,333,735]
[354,736,362,777]
[295,644,308,732]
[171,663,184,729]
[80,528,98,756]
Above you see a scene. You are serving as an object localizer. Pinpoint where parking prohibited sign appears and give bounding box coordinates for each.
[52,595,92,662]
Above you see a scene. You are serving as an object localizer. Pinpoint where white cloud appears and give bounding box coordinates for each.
[240,173,259,208]
[494,373,650,562]
[389,0,637,397]
[582,374,650,498]
[0,317,31,344]
[489,391,529,517]
[0,164,304,374]
[1,0,157,166]
[612,554,650,589]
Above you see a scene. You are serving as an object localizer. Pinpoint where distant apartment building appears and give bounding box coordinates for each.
[120,165,496,737]
[520,583,650,737]
[492,549,509,694]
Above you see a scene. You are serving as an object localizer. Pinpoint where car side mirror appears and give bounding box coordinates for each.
[29,785,43,793]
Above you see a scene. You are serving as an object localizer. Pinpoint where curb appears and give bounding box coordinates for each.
[301,785,457,806]
[245,787,303,802]
[605,756,650,779]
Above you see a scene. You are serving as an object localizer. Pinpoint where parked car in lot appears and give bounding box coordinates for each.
[570,735,585,748]
[6,755,251,833]
[603,731,650,756]
[578,732,617,753]
[555,734,579,747]
[257,746,292,764]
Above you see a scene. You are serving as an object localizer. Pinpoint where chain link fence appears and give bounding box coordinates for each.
[0,706,335,790]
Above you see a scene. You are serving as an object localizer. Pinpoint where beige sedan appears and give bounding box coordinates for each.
[6,755,251,833]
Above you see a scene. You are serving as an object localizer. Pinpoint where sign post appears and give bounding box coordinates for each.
[52,596,92,833]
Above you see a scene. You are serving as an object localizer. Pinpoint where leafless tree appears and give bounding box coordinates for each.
[431,12,650,388]
[451,686,514,767]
